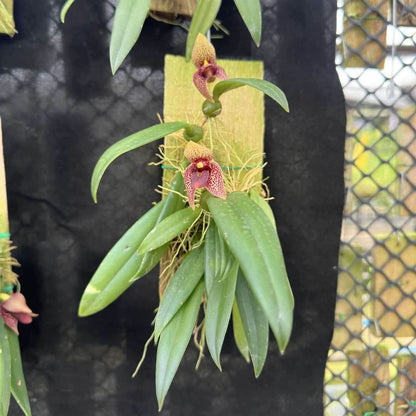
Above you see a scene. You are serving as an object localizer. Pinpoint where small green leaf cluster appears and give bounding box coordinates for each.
[60,0,263,74]
[0,324,32,416]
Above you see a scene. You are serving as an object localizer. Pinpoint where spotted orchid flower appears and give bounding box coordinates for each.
[183,141,226,209]
[192,34,227,102]
[0,292,38,335]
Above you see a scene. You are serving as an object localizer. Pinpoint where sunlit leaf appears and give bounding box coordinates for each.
[213,78,289,112]
[138,207,201,255]
[233,0,262,46]
[0,320,11,416]
[207,192,294,353]
[109,0,151,74]
[60,0,76,23]
[185,0,222,61]
[235,270,268,377]
[78,200,165,317]
[0,0,17,36]
[91,121,189,203]
[156,280,204,410]
[154,246,205,338]
[7,329,31,416]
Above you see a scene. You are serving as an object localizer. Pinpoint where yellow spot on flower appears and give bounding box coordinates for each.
[196,162,204,169]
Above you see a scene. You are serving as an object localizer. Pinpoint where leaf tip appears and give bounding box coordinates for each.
[77,305,88,317]
[157,394,166,412]
[213,357,222,372]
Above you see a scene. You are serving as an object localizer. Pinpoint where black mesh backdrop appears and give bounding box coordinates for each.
[0,1,345,415]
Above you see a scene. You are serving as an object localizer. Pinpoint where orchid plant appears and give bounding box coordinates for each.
[0,116,37,416]
[61,0,262,74]
[79,34,294,410]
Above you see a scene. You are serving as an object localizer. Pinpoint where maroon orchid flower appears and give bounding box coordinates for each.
[183,141,227,209]
[192,34,227,102]
[0,292,38,335]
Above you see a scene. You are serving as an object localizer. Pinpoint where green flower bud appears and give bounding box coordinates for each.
[183,125,204,142]
[202,100,222,118]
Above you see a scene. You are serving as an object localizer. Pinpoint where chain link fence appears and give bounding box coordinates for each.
[325,1,416,415]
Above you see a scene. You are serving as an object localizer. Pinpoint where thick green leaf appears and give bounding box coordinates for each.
[156,280,204,410]
[249,190,276,230]
[60,0,76,23]
[7,329,31,416]
[91,121,189,203]
[155,172,186,223]
[109,0,151,74]
[205,245,238,370]
[213,78,289,113]
[0,320,11,416]
[78,200,165,317]
[185,0,222,61]
[134,244,168,280]
[233,0,262,46]
[235,270,268,377]
[204,222,228,294]
[154,246,205,338]
[138,207,201,255]
[207,192,294,353]
[232,301,250,363]
[134,172,186,279]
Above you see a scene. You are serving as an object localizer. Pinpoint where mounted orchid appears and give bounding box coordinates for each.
[0,114,37,416]
[78,34,293,410]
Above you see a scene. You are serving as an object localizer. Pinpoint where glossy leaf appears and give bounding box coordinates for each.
[7,329,31,416]
[138,207,201,255]
[207,192,294,353]
[91,121,189,203]
[213,78,289,113]
[154,246,205,338]
[135,172,186,279]
[232,301,250,363]
[60,0,76,23]
[109,0,151,74]
[233,0,262,46]
[249,190,276,230]
[235,270,268,377]
[205,250,238,370]
[185,0,222,61]
[78,201,165,317]
[0,320,11,416]
[156,280,204,410]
